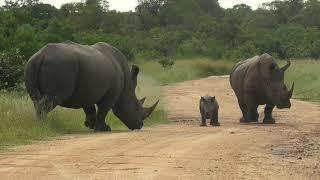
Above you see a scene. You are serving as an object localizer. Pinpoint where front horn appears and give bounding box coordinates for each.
[288,82,295,98]
[139,97,146,105]
[143,100,159,120]
[281,60,291,72]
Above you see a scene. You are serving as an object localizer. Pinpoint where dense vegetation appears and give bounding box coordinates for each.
[1,0,320,89]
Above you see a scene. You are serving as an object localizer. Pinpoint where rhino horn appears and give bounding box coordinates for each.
[139,97,146,105]
[143,100,159,120]
[288,82,294,98]
[281,60,291,72]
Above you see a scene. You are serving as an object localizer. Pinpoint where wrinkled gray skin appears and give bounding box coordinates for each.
[230,53,294,124]
[199,96,220,126]
[25,41,159,131]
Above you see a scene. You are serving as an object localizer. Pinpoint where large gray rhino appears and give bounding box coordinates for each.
[230,53,294,124]
[25,41,159,131]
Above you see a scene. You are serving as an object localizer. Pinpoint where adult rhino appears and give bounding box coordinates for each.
[230,53,294,124]
[25,41,159,131]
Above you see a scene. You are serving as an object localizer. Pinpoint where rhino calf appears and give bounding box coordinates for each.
[199,96,220,126]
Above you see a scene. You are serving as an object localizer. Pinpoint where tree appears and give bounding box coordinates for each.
[196,0,223,17]
[0,48,25,90]
[136,0,165,30]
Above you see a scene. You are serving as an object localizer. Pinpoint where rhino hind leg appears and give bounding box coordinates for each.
[247,106,259,122]
[83,106,97,129]
[263,104,275,124]
[238,101,249,123]
[34,95,59,120]
[240,102,259,123]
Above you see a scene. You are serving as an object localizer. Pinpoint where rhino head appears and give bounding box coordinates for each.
[113,65,159,130]
[258,54,294,109]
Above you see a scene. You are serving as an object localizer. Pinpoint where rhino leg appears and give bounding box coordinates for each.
[210,111,220,126]
[94,87,120,132]
[263,104,275,124]
[239,103,247,123]
[243,98,259,122]
[247,105,259,122]
[83,106,96,129]
[238,101,253,123]
[34,96,59,120]
[200,115,207,126]
[94,109,111,132]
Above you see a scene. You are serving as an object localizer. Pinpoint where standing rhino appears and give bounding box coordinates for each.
[230,53,294,124]
[25,41,159,131]
[199,96,220,126]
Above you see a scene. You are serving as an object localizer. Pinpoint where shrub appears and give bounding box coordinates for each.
[158,56,175,69]
[0,49,25,90]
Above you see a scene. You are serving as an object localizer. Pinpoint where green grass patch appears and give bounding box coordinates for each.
[284,60,320,102]
[137,58,234,85]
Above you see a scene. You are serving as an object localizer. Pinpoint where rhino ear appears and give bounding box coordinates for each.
[201,96,205,101]
[211,96,215,101]
[131,65,140,90]
[131,65,140,80]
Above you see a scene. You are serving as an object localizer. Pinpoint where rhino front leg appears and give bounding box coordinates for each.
[200,114,207,126]
[94,108,111,132]
[210,111,220,126]
[263,104,275,124]
[83,106,96,129]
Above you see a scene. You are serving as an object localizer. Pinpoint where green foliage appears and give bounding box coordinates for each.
[0,49,25,90]
[1,0,320,91]
[13,24,40,58]
[158,56,175,69]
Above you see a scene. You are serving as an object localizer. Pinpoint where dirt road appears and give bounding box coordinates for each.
[0,76,320,179]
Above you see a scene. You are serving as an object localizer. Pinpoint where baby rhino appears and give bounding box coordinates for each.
[199,96,220,126]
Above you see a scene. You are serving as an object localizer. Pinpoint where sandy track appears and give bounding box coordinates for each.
[0,76,320,179]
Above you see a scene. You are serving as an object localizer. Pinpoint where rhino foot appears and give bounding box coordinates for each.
[200,123,207,127]
[248,119,258,123]
[94,124,111,132]
[210,122,220,126]
[263,118,275,124]
[240,117,249,123]
[240,117,258,123]
[84,120,95,129]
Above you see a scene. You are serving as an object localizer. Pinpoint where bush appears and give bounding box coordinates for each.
[0,49,25,90]
[178,38,207,57]
[158,56,175,69]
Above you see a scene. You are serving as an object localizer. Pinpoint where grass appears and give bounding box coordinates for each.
[284,60,320,102]
[137,58,234,85]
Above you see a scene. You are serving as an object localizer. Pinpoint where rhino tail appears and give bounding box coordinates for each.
[25,53,55,119]
[25,54,42,101]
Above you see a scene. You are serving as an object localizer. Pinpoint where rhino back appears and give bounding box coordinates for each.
[36,42,121,108]
[230,56,260,100]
